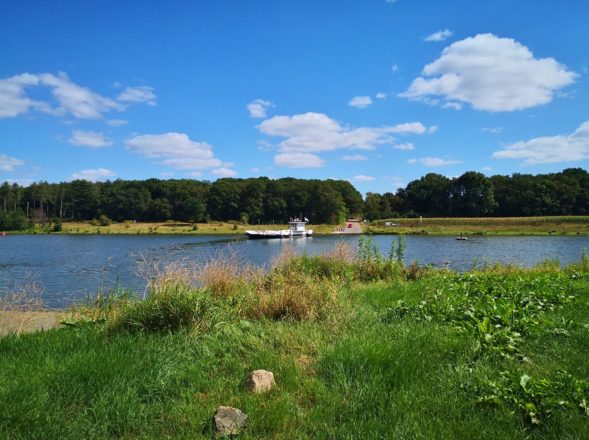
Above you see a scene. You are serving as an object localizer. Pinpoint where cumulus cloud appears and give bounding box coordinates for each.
[212,167,238,178]
[0,72,156,119]
[247,99,274,118]
[408,157,462,167]
[342,154,368,161]
[424,29,453,42]
[69,130,112,148]
[273,153,325,168]
[376,92,387,99]
[38,72,123,118]
[71,168,116,182]
[0,154,25,171]
[401,33,577,112]
[259,112,429,168]
[352,175,375,182]
[125,132,225,171]
[116,86,156,105]
[427,125,439,134]
[492,121,589,164]
[349,96,373,109]
[393,142,414,150]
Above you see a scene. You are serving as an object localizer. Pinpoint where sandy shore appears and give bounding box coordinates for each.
[0,311,63,336]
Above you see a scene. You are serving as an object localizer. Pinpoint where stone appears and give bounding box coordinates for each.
[247,369,276,394]
[213,406,247,437]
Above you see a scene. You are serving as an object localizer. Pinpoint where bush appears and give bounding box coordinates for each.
[98,214,111,226]
[0,210,29,231]
[112,285,215,333]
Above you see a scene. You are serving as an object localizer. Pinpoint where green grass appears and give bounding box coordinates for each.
[367,215,589,236]
[1,253,588,438]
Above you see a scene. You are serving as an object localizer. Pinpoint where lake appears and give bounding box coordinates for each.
[1,234,587,308]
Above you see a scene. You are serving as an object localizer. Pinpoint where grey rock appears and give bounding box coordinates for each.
[247,369,276,394]
[214,406,247,437]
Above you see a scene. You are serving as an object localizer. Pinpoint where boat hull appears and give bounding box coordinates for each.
[245,230,313,239]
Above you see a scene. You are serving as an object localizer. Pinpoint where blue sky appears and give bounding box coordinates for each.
[1,0,588,194]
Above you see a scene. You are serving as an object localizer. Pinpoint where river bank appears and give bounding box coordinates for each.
[366,215,589,236]
[1,247,588,438]
[4,216,589,236]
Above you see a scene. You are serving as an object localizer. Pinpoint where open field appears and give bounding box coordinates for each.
[1,245,588,438]
[10,216,589,236]
[53,220,341,235]
[366,216,589,236]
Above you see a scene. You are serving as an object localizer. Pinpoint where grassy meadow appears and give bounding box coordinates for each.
[52,220,340,235]
[13,215,589,236]
[366,215,589,236]
[1,239,588,438]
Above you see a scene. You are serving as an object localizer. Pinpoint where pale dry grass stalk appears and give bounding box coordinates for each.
[322,241,357,264]
[271,243,297,271]
[135,254,199,298]
[197,247,261,297]
[0,273,54,335]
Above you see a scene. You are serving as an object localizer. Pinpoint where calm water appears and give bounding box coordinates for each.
[0,234,587,308]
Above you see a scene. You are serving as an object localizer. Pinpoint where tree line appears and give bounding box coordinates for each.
[363,168,589,220]
[1,168,588,230]
[0,177,363,229]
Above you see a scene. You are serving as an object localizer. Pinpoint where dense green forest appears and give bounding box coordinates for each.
[1,168,588,230]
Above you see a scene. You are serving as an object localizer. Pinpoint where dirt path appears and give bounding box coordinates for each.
[0,311,63,336]
[333,219,364,234]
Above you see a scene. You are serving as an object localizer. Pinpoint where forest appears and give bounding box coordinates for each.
[1,168,588,230]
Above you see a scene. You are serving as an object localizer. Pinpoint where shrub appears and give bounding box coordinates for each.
[112,284,215,333]
[98,214,111,226]
[249,271,338,321]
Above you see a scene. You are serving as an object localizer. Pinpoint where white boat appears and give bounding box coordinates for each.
[245,218,313,239]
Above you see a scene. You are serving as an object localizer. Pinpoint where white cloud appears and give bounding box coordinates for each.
[492,120,589,164]
[68,130,112,148]
[352,175,375,182]
[256,140,274,151]
[408,157,462,167]
[247,99,274,118]
[71,168,116,182]
[393,142,414,150]
[106,119,128,127]
[116,86,156,105]
[349,96,373,109]
[38,72,123,118]
[212,167,238,178]
[427,125,439,134]
[401,33,577,112]
[376,92,387,99]
[250,167,261,173]
[482,127,503,134]
[274,153,325,168]
[342,154,368,161]
[442,102,462,110]
[0,154,25,171]
[424,29,453,42]
[259,112,429,168]
[481,166,493,171]
[161,171,174,177]
[0,72,157,120]
[391,64,399,73]
[125,132,223,170]
[389,122,427,134]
